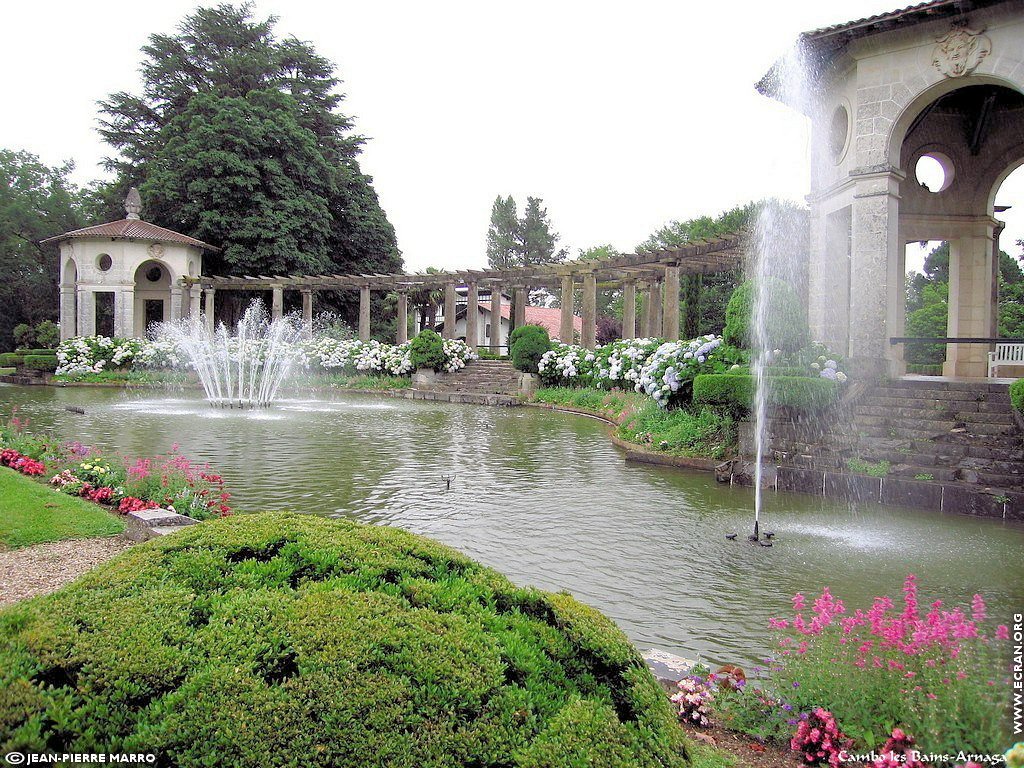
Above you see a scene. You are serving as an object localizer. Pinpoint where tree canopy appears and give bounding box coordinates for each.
[97,3,400,282]
[485,194,567,270]
[0,150,85,350]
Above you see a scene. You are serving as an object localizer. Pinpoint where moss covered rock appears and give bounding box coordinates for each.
[0,513,687,767]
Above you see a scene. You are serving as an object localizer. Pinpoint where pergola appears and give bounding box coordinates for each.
[182,232,744,351]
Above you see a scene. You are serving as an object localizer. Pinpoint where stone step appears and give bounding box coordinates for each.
[968,445,1024,461]
[884,379,1011,394]
[867,387,1010,404]
[956,456,1024,475]
[964,471,1024,489]
[859,396,1012,413]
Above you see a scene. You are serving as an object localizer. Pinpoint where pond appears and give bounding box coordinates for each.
[3,383,1023,667]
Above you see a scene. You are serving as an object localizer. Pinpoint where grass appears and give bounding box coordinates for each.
[53,369,190,386]
[303,372,413,390]
[0,367,13,375]
[531,387,738,459]
[0,467,124,550]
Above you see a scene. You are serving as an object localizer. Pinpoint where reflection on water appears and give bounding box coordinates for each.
[3,383,1023,666]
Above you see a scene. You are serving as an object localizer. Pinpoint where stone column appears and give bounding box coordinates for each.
[465,282,479,349]
[850,168,903,376]
[189,288,201,320]
[114,288,135,338]
[649,281,663,337]
[945,228,996,378]
[180,283,192,319]
[359,284,371,341]
[169,286,183,323]
[396,292,409,344]
[622,280,636,340]
[203,288,216,334]
[638,281,652,337]
[301,289,313,338]
[490,284,503,353]
[581,272,597,350]
[77,289,96,337]
[662,265,680,342]
[60,287,77,340]
[271,286,284,321]
[559,275,575,342]
[513,288,527,329]
[442,283,457,339]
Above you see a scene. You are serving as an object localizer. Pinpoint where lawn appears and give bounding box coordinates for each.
[0,467,124,549]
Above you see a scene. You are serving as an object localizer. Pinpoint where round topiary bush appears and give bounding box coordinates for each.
[408,329,446,371]
[509,324,551,374]
[0,513,687,767]
[723,279,809,353]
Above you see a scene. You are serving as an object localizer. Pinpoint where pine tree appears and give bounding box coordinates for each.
[486,196,519,269]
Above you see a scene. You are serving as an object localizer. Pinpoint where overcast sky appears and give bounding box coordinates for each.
[3,0,1022,274]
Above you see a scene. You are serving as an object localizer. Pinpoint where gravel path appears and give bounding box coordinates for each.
[0,536,135,607]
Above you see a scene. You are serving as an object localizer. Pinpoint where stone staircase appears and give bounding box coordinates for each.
[772,379,1023,491]
[436,359,522,395]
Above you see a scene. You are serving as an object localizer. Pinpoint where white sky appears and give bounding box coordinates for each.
[3,0,1022,273]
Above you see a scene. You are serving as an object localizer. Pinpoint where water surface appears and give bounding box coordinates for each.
[3,383,1022,667]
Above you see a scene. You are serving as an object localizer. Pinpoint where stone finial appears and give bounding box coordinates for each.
[125,187,142,220]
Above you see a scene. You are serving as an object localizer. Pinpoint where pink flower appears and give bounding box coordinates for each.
[995,625,1009,640]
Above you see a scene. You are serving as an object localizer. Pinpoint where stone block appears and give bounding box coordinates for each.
[879,478,942,510]
[778,466,825,495]
[940,485,1005,517]
[824,472,881,504]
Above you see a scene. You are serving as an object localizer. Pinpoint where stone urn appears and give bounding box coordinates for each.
[413,367,437,388]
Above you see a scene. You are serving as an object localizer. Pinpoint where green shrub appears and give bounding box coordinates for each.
[905,363,943,376]
[692,373,839,411]
[0,353,23,368]
[408,329,446,371]
[33,320,60,350]
[17,348,57,356]
[11,323,33,349]
[723,279,809,352]
[510,324,551,374]
[20,354,58,372]
[618,401,738,459]
[0,513,687,767]
[1011,379,1024,415]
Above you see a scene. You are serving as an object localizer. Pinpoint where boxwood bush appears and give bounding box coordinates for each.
[0,353,23,368]
[408,329,446,371]
[0,513,687,767]
[723,279,809,353]
[1011,378,1024,416]
[20,354,58,372]
[510,324,551,374]
[693,373,839,411]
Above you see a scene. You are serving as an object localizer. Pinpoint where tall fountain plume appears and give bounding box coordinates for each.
[749,40,814,540]
[160,301,306,408]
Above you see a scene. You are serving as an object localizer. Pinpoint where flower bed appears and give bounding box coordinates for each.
[1,412,232,521]
[685,576,1013,761]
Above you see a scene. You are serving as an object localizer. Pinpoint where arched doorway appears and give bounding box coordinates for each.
[133,259,172,337]
[894,82,1024,377]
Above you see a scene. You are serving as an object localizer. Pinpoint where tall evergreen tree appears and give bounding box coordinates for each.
[96,3,400,282]
[518,197,568,267]
[486,196,519,270]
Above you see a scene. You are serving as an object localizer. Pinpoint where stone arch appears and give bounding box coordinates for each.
[133,258,174,336]
[888,73,1024,168]
[986,143,1024,212]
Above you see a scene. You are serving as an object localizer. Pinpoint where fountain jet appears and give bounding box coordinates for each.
[160,301,304,408]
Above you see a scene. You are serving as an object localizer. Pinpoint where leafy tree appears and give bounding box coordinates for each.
[0,150,85,351]
[96,3,400,299]
[905,282,949,364]
[636,201,763,337]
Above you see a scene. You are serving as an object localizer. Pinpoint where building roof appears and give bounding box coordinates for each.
[445,302,584,341]
[41,218,219,251]
[757,0,1012,100]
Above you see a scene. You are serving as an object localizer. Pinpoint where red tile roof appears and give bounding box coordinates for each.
[41,219,219,251]
[482,303,582,340]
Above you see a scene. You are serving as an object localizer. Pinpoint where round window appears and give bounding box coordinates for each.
[828,105,849,162]
[97,254,112,272]
[146,266,163,283]
[915,152,955,193]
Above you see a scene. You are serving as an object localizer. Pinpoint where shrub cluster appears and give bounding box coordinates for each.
[55,336,181,376]
[509,324,551,373]
[11,320,59,350]
[1011,378,1024,416]
[693,374,840,412]
[723,279,809,353]
[0,513,688,767]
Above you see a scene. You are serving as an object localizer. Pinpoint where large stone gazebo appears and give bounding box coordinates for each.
[44,189,218,340]
[760,0,1024,377]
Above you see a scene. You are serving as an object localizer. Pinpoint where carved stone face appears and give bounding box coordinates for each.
[933,27,991,78]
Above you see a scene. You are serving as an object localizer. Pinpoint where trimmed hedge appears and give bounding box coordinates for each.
[510,324,551,374]
[21,354,58,372]
[408,329,446,371]
[693,373,840,411]
[16,348,57,356]
[1011,378,1024,416]
[723,279,809,353]
[0,513,687,767]
[0,353,23,367]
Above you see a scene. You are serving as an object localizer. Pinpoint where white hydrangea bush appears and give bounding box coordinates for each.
[637,335,728,409]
